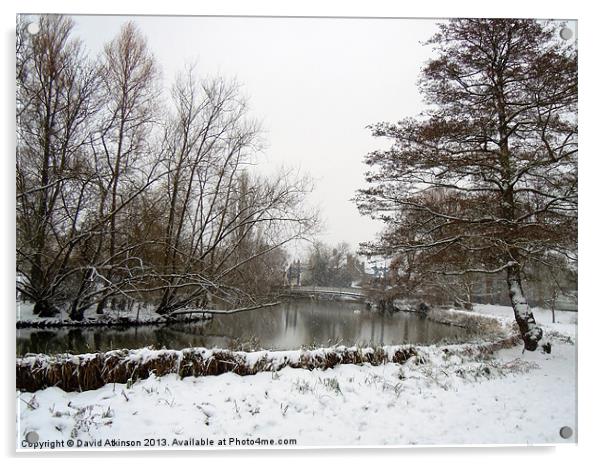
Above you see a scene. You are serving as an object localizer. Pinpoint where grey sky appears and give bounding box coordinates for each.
[67,15,439,256]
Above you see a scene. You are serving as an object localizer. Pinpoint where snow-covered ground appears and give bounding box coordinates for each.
[16,301,211,327]
[473,303,577,339]
[18,301,143,322]
[16,304,577,449]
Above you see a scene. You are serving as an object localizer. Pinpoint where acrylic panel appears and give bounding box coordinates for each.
[15,14,578,450]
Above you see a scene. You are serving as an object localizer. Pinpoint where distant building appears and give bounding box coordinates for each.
[286,260,302,287]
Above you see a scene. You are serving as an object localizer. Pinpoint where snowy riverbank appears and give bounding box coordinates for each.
[16,304,577,448]
[16,301,213,329]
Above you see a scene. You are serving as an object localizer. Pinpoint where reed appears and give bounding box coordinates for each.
[17,334,523,393]
[16,345,421,393]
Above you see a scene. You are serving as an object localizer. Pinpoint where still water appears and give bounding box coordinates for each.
[16,299,472,356]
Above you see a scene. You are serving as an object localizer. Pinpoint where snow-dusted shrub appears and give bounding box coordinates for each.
[17,345,419,392]
[427,308,507,337]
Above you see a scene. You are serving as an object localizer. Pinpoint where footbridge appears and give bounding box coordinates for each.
[284,286,366,299]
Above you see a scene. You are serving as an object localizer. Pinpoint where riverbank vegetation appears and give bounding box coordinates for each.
[17,303,523,393]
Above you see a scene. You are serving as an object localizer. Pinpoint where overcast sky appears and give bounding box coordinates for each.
[60,15,440,257]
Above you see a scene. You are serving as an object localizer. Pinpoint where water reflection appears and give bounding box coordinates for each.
[16,299,471,356]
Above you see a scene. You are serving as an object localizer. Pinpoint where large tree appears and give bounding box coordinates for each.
[355,19,577,350]
[16,15,101,317]
[92,21,160,314]
[148,69,316,314]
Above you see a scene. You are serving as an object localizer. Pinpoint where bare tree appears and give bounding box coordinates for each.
[92,22,160,314]
[355,19,577,350]
[303,241,363,287]
[16,15,102,317]
[147,69,316,313]
[17,17,317,320]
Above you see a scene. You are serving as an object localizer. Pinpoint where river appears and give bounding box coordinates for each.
[16,299,473,355]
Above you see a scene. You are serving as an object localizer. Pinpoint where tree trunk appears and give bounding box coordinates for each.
[506,265,542,351]
[33,299,59,318]
[156,291,173,315]
[69,307,86,322]
[551,288,557,324]
[95,296,107,315]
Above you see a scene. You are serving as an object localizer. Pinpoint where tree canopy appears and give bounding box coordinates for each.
[355,19,577,350]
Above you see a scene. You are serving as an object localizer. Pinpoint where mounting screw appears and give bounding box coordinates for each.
[559,426,573,439]
[27,22,40,35]
[25,431,39,445]
[560,27,573,41]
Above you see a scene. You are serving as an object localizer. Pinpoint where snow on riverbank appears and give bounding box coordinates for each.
[16,304,577,448]
[472,304,577,339]
[16,301,212,328]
